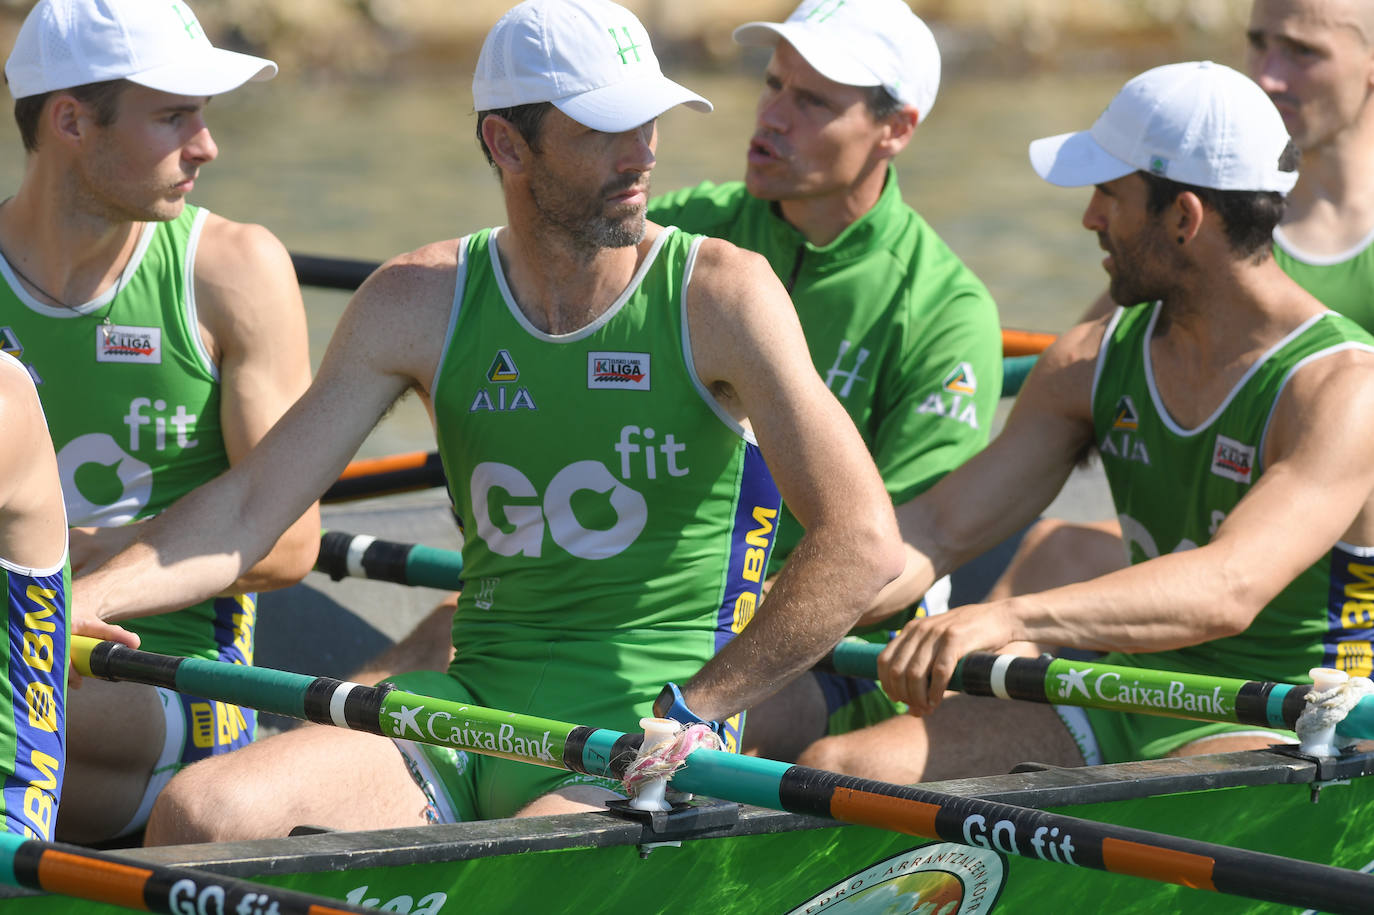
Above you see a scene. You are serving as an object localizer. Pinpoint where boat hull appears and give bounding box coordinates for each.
[6,748,1370,913]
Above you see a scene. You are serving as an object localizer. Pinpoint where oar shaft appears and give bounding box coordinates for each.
[826,642,1374,740]
[314,530,463,590]
[324,450,447,503]
[71,638,1374,915]
[0,832,369,915]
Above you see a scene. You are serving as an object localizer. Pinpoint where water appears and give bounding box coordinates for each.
[0,66,1140,459]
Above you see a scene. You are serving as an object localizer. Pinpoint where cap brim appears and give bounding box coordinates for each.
[732,21,880,88]
[554,76,712,134]
[1029,130,1136,187]
[127,48,277,97]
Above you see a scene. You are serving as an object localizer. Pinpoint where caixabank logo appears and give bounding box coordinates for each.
[784,843,1006,914]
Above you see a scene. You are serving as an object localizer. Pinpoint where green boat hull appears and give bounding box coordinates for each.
[4,747,1370,914]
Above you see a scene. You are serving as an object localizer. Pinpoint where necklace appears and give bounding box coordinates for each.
[2,232,134,346]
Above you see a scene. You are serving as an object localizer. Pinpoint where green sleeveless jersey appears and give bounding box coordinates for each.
[1093,304,1374,684]
[1273,229,1374,333]
[0,206,253,662]
[431,227,779,749]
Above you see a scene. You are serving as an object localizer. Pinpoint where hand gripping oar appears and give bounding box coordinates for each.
[0,832,370,915]
[71,637,1374,915]
[821,641,1374,742]
[313,530,463,590]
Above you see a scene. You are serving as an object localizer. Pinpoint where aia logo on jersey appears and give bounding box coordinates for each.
[588,351,650,391]
[96,324,161,365]
[1210,434,1254,484]
[1111,395,1139,430]
[942,362,978,396]
[470,349,537,413]
[915,361,979,430]
[1099,395,1150,465]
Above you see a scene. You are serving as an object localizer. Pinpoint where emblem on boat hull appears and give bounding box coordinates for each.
[783,843,1006,914]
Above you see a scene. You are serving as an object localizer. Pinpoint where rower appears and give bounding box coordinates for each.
[0,352,75,841]
[988,0,1374,603]
[0,0,319,842]
[73,0,902,842]
[791,60,1374,782]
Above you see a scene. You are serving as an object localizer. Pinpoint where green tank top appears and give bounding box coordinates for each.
[0,206,252,661]
[431,227,779,743]
[1093,304,1374,683]
[1273,229,1374,333]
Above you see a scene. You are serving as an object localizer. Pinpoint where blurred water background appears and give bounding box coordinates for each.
[0,0,1263,458]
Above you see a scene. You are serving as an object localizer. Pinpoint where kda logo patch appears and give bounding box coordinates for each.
[588,351,650,390]
[1210,434,1255,484]
[96,324,161,364]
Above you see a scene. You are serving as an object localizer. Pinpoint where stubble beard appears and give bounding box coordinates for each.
[528,163,647,260]
[1105,227,1183,308]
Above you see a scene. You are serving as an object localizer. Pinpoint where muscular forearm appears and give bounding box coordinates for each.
[215,504,320,595]
[679,524,903,721]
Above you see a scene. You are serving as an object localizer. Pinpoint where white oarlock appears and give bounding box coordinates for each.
[1296,667,1374,756]
[628,717,680,812]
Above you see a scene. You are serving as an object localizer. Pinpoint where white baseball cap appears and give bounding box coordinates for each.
[1029,61,1296,193]
[472,0,712,134]
[5,0,276,101]
[733,0,940,121]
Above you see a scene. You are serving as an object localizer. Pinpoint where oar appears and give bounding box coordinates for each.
[0,832,369,914]
[70,637,1374,914]
[323,449,446,503]
[314,530,463,589]
[822,642,1374,741]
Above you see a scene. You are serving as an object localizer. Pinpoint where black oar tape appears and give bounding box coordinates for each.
[302,678,388,735]
[957,653,1053,701]
[562,727,643,780]
[1233,680,1277,728]
[290,253,378,291]
[315,531,415,585]
[776,765,1374,913]
[90,640,181,689]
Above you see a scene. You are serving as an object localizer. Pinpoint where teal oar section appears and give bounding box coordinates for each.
[0,831,369,914]
[314,530,463,590]
[825,641,1374,740]
[70,637,1374,915]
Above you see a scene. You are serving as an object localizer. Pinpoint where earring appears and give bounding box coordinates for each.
[1176,236,1184,245]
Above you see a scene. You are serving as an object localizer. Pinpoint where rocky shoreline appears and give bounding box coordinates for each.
[0,0,1254,82]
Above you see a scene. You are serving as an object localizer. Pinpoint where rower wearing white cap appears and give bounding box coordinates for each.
[647,0,1002,761]
[0,0,318,843]
[792,60,1374,782]
[72,0,902,840]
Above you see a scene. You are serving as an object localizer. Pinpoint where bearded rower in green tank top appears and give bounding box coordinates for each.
[1083,304,1374,760]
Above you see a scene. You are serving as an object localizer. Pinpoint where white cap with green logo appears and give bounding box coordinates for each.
[733,0,941,121]
[472,0,712,134]
[5,0,276,101]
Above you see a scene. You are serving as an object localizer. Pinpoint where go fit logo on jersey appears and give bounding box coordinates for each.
[470,423,687,560]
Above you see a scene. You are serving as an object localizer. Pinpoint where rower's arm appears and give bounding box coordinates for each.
[857,318,1104,625]
[879,345,1374,714]
[196,217,320,593]
[670,239,904,721]
[73,247,456,629]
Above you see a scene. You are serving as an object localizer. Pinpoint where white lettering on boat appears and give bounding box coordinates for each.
[344,886,448,913]
[403,710,555,762]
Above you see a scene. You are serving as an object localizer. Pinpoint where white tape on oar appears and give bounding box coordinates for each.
[329,681,365,728]
[989,654,1016,700]
[345,534,377,578]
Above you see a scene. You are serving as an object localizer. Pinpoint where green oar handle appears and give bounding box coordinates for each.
[825,641,1374,741]
[314,530,463,590]
[70,637,1374,915]
[0,831,369,915]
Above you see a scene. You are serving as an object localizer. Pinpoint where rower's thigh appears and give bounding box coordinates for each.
[985,518,1125,601]
[58,679,164,843]
[144,723,428,845]
[798,695,1083,783]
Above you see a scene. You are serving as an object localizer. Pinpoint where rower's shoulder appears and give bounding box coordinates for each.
[353,238,464,304]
